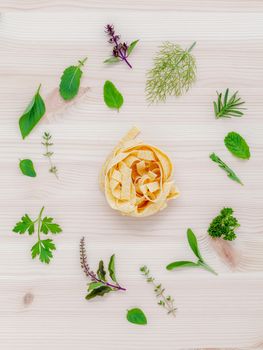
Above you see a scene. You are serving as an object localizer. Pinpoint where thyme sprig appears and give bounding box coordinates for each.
[140,265,176,316]
[80,237,126,300]
[146,41,196,103]
[42,132,58,179]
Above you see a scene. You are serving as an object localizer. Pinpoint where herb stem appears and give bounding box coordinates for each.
[198,261,218,275]
[37,206,45,241]
[187,41,196,53]
[78,57,88,67]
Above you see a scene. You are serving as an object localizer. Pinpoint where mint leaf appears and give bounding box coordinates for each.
[210,153,243,185]
[108,254,117,283]
[19,85,46,139]
[41,217,62,234]
[127,40,139,56]
[19,159,37,177]
[31,239,56,264]
[85,286,112,300]
[97,260,107,281]
[13,214,35,235]
[103,80,124,111]
[104,57,120,64]
[59,57,87,100]
[166,261,198,270]
[187,228,202,261]
[224,132,250,159]
[127,308,147,325]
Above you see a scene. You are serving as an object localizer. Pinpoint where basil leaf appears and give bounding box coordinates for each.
[87,282,105,292]
[59,57,87,100]
[85,286,112,300]
[19,85,46,139]
[224,132,250,159]
[97,260,107,281]
[104,57,120,64]
[127,308,147,325]
[127,40,139,56]
[103,80,124,111]
[187,229,203,261]
[108,254,117,282]
[166,261,198,270]
[19,159,37,177]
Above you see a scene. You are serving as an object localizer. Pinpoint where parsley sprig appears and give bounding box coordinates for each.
[213,89,245,118]
[208,208,240,241]
[13,207,62,263]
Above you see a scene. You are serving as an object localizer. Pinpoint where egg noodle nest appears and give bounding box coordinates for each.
[100,127,179,217]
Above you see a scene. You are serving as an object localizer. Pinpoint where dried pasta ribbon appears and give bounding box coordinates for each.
[100,127,179,217]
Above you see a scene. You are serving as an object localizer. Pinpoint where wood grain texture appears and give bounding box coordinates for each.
[0,1,263,349]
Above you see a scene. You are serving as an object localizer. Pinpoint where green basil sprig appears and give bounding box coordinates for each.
[103,80,124,111]
[127,308,147,325]
[19,159,37,177]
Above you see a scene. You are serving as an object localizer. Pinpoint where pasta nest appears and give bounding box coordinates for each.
[100,127,179,217]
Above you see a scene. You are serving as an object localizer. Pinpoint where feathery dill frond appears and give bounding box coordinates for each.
[146,41,197,103]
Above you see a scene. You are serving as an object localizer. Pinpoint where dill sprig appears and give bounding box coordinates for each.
[140,265,176,316]
[42,132,58,179]
[213,88,245,118]
[146,41,196,103]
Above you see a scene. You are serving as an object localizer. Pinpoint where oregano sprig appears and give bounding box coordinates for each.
[80,237,126,300]
[13,207,62,264]
[42,132,58,179]
[166,229,217,275]
[140,265,176,317]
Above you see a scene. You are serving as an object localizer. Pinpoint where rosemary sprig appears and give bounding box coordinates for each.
[210,153,243,185]
[80,237,126,300]
[146,41,196,103]
[42,132,58,179]
[140,265,176,316]
[213,88,245,118]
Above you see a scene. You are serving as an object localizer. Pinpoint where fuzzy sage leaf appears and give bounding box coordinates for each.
[59,57,87,100]
[103,80,124,111]
[19,159,37,177]
[224,132,250,159]
[19,85,46,139]
[127,308,147,325]
[166,229,217,275]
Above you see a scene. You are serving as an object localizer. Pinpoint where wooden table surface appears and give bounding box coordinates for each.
[0,1,263,349]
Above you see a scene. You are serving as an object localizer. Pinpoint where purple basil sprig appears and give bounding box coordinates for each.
[104,24,139,68]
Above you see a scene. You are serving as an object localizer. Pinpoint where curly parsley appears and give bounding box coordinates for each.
[208,208,240,241]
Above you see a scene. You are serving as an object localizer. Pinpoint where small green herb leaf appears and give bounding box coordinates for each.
[13,214,35,235]
[87,282,105,292]
[127,40,139,56]
[97,260,107,281]
[19,159,37,177]
[210,153,243,185]
[19,85,46,139]
[166,261,198,270]
[104,57,120,64]
[127,308,147,325]
[40,217,62,234]
[224,132,250,159]
[108,254,117,283]
[103,80,124,111]
[31,239,56,264]
[86,286,112,300]
[59,57,87,100]
[187,228,202,261]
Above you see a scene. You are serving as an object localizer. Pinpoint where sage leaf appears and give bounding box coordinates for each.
[108,254,117,282]
[85,286,112,300]
[19,85,46,139]
[104,57,120,64]
[59,57,87,100]
[97,260,107,281]
[187,228,203,261]
[224,132,250,159]
[127,39,139,56]
[166,261,198,270]
[103,80,124,111]
[19,159,37,177]
[127,308,147,325]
